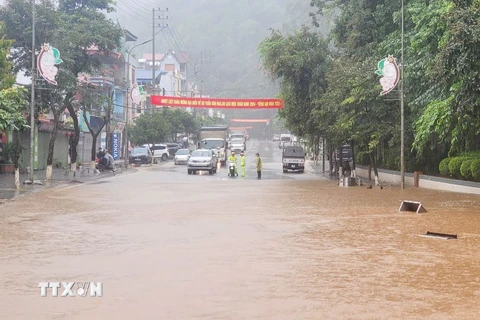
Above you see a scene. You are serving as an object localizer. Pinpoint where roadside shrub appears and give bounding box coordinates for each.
[462,150,480,158]
[448,157,470,179]
[460,159,474,180]
[471,160,480,181]
[439,158,452,176]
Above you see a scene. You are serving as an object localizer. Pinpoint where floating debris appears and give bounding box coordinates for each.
[420,231,457,240]
[399,200,427,214]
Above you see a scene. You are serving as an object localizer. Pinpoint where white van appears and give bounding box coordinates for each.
[279,134,292,149]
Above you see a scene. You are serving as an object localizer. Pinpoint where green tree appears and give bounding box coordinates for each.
[0,23,14,90]
[0,87,29,189]
[76,82,111,163]
[129,112,170,148]
[258,26,330,139]
[413,1,480,158]
[0,0,123,174]
[0,24,29,188]
[0,87,29,132]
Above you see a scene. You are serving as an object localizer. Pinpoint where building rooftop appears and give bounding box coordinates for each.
[136,69,168,82]
[142,50,190,64]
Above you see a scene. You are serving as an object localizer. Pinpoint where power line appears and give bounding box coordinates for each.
[167,27,186,54]
[125,0,154,13]
[165,11,189,52]
[113,3,150,24]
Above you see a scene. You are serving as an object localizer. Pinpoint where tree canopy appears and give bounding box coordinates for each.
[129,112,170,147]
[0,0,124,166]
[0,23,28,132]
[259,0,480,174]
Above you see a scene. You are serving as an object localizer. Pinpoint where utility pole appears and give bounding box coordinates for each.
[152,8,168,99]
[400,0,405,189]
[125,53,130,167]
[152,8,155,94]
[29,0,36,182]
[125,38,155,167]
[199,49,212,98]
[197,49,211,118]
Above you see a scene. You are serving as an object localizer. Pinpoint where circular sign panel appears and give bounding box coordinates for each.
[131,86,141,105]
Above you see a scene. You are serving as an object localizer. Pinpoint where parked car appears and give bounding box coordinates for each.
[273,134,280,142]
[187,149,217,174]
[143,144,169,162]
[166,143,181,157]
[130,146,153,165]
[174,149,191,165]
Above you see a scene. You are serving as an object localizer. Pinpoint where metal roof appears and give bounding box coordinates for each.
[135,69,168,81]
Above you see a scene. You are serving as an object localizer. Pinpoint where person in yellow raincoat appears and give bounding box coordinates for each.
[240,152,246,177]
[255,152,262,179]
[228,151,238,176]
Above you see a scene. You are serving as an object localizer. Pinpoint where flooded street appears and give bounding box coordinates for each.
[1,141,480,319]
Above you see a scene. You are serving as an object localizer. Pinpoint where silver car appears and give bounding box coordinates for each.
[174,149,191,165]
[230,138,245,153]
[187,149,217,175]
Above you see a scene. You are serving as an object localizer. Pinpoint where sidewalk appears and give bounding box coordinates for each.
[0,160,131,201]
[306,160,330,175]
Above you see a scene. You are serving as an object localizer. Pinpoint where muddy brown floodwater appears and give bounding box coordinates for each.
[1,166,480,319]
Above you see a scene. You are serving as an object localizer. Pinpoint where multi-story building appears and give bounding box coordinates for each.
[75,27,137,162]
[136,49,190,97]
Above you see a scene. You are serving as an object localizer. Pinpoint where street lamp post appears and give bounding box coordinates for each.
[29,0,36,182]
[124,38,156,167]
[400,0,405,189]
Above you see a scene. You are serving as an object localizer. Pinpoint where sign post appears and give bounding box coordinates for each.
[376,54,404,188]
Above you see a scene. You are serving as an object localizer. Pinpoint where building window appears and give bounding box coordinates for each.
[165,64,175,72]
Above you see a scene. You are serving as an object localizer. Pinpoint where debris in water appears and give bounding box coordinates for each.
[420,231,457,240]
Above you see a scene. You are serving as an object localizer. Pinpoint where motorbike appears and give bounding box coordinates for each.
[95,157,117,172]
[227,161,238,177]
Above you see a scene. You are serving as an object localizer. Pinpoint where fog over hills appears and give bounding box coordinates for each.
[110,0,327,101]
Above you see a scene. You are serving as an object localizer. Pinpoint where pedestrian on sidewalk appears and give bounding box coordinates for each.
[96,147,104,159]
[104,149,114,168]
[240,152,246,177]
[255,153,262,179]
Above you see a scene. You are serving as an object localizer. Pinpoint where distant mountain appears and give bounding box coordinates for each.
[111,0,331,117]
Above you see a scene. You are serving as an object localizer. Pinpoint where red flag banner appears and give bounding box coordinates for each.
[230,119,270,123]
[150,96,283,109]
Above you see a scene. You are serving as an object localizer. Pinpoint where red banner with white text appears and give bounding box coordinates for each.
[150,96,283,109]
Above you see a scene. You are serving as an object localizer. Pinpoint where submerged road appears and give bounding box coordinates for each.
[1,140,480,319]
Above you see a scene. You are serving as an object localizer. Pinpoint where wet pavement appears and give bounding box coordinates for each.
[0,160,139,201]
[1,140,480,319]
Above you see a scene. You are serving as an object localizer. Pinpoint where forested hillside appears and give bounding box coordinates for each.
[111,0,331,119]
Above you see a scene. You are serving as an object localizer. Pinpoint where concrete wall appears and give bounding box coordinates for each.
[355,165,480,195]
[19,130,70,171]
[77,132,103,165]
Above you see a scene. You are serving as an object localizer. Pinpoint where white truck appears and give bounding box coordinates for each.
[199,126,228,166]
[228,129,246,150]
